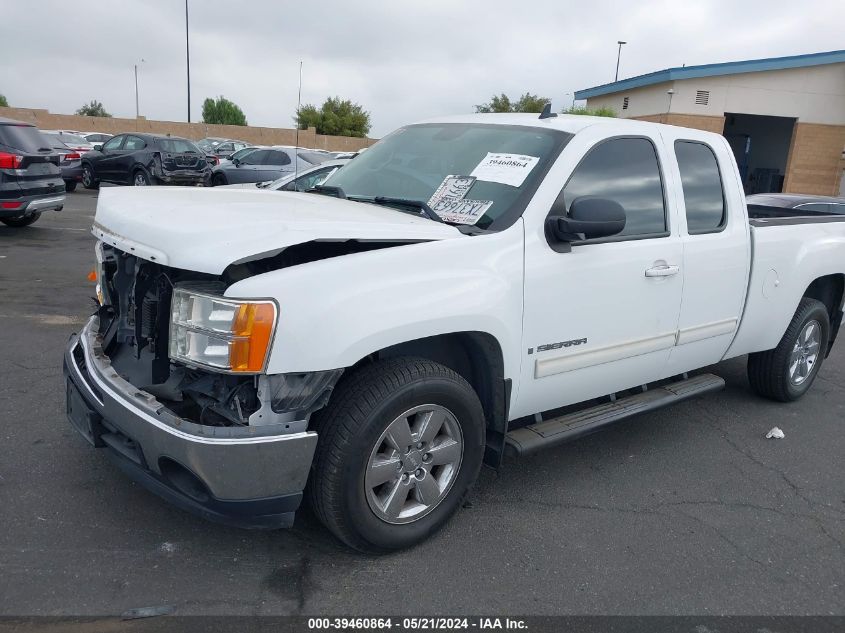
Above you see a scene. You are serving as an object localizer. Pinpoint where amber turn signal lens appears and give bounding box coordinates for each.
[87,269,97,282]
[228,303,277,372]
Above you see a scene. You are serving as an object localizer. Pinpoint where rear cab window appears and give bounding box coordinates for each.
[158,138,201,153]
[674,140,726,234]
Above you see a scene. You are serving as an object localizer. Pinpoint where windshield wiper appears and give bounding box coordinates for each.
[370,196,444,224]
[307,184,347,199]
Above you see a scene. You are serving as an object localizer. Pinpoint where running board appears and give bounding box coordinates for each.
[505,373,725,457]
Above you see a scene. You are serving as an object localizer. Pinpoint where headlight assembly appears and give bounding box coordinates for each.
[169,285,278,373]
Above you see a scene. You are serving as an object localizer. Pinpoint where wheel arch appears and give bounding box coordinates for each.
[343,332,511,469]
[802,273,844,356]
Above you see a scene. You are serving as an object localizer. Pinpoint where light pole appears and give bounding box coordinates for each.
[615,40,627,82]
[185,0,191,123]
[564,93,576,110]
[134,59,145,119]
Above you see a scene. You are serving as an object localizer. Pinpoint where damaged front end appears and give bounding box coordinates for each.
[95,241,342,432]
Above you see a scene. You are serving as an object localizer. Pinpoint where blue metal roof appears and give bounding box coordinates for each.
[575,49,845,99]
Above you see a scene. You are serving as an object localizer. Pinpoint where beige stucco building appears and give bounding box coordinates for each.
[575,50,845,196]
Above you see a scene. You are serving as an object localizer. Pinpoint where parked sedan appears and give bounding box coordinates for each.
[747,193,845,214]
[81,133,210,188]
[42,131,94,154]
[196,137,249,158]
[82,132,113,147]
[218,159,349,191]
[42,132,84,192]
[0,117,65,228]
[209,146,331,186]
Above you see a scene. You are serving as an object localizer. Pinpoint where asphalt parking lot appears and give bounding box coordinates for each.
[0,189,843,617]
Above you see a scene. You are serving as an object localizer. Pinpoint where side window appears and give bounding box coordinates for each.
[240,150,267,165]
[675,140,726,233]
[123,136,146,151]
[264,151,291,166]
[102,135,124,151]
[561,137,667,238]
[218,143,233,153]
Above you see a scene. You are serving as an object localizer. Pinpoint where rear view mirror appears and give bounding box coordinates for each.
[545,196,626,252]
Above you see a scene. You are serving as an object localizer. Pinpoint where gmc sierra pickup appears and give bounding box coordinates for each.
[64,113,845,552]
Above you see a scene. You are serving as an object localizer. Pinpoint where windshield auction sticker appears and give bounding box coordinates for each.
[470,152,540,188]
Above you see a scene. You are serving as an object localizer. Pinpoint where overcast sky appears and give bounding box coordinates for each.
[2,0,843,137]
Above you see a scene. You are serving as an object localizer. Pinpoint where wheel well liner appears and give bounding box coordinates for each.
[351,332,510,468]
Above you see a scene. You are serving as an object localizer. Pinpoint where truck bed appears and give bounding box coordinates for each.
[747,203,845,226]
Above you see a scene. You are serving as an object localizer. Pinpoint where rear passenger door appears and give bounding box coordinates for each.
[662,132,750,374]
[258,149,293,181]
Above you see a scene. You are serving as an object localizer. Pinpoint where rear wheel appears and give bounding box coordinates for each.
[211,173,227,187]
[307,358,485,553]
[1,212,41,227]
[64,180,77,193]
[748,297,830,402]
[81,164,98,190]
[133,170,151,186]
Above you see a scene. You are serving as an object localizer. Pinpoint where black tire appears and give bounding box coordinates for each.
[132,169,151,186]
[211,173,227,187]
[748,297,830,402]
[1,212,41,227]
[81,164,99,190]
[307,357,485,553]
[64,180,77,193]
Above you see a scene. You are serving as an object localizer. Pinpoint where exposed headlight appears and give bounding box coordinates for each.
[169,286,278,373]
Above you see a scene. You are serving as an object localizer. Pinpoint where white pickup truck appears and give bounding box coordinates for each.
[64,113,845,552]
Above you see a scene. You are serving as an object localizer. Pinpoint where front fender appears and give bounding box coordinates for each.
[224,223,525,380]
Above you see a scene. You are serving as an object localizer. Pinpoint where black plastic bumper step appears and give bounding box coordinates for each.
[505,373,725,456]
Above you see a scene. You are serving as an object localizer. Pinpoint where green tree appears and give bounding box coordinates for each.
[76,100,112,117]
[475,92,550,113]
[0,94,8,107]
[295,97,371,138]
[202,96,248,126]
[563,105,617,117]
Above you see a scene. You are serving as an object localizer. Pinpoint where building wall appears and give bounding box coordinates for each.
[585,63,845,125]
[782,123,845,195]
[631,113,726,134]
[0,106,376,152]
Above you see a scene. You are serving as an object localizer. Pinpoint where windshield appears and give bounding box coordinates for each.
[322,123,570,230]
[159,138,201,153]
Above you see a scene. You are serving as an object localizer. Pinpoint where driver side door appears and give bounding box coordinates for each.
[513,133,684,418]
[94,135,126,182]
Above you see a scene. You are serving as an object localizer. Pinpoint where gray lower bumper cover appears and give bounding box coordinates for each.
[63,315,318,528]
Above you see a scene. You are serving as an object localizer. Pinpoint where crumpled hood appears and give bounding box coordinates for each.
[92,186,461,274]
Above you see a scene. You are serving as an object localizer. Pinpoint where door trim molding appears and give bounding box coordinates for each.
[534,332,677,378]
[676,318,737,346]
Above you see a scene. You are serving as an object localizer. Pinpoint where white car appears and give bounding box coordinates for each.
[66,113,845,552]
[217,159,349,191]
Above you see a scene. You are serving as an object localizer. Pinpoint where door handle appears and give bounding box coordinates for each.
[645,264,680,277]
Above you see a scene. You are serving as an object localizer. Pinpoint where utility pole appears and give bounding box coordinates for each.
[134,59,145,119]
[615,41,627,82]
[185,0,191,123]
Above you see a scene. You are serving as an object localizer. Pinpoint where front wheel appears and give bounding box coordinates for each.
[307,358,485,552]
[748,297,830,402]
[211,173,227,187]
[1,212,41,227]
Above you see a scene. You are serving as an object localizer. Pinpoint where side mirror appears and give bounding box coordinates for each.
[94,144,103,151]
[545,196,626,252]
[233,158,240,167]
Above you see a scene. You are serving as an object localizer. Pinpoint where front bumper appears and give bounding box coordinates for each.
[63,315,318,529]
